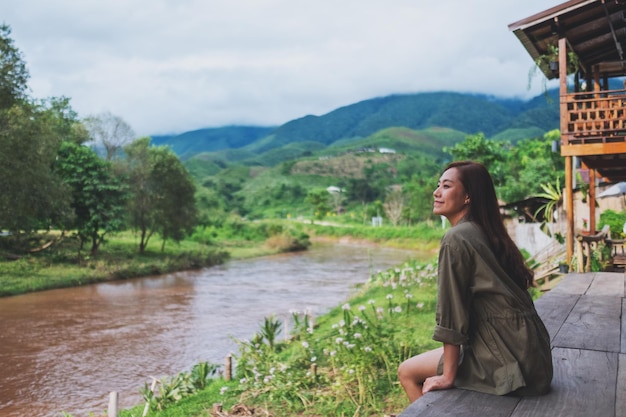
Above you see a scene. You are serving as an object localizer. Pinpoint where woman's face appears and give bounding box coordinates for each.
[433,167,469,226]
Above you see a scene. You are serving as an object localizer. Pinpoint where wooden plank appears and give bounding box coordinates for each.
[586,272,625,296]
[622,298,626,354]
[397,388,519,417]
[618,354,626,417]
[552,295,622,352]
[548,273,593,295]
[533,292,579,343]
[510,348,617,417]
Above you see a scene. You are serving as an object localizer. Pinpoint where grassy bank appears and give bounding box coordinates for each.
[118,257,440,417]
[0,231,231,297]
[294,220,445,252]
[0,219,315,297]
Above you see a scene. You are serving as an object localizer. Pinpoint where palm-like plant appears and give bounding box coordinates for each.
[534,178,565,243]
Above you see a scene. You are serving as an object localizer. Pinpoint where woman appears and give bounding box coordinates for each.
[398,161,553,402]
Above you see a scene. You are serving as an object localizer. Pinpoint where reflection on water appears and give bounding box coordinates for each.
[0,242,425,417]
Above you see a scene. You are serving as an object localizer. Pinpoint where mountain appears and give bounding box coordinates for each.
[151,90,560,164]
[151,125,275,160]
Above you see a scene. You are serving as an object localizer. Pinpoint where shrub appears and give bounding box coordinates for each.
[599,209,626,239]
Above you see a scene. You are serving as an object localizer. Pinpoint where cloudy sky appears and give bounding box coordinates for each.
[3,0,559,136]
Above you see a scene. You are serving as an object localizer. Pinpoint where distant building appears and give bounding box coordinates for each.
[379,147,396,154]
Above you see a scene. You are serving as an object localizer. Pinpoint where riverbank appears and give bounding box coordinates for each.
[0,221,442,297]
[114,256,441,417]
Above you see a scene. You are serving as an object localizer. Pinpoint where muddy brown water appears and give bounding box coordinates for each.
[0,242,428,417]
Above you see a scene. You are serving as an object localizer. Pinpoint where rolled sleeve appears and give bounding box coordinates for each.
[433,324,467,345]
[433,239,473,346]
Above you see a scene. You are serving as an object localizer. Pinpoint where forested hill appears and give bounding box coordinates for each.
[152,90,560,160]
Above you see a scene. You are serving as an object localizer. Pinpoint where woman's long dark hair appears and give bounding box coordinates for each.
[444,161,533,290]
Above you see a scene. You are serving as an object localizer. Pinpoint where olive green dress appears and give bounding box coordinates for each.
[433,220,553,396]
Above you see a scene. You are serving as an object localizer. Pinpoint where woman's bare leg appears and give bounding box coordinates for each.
[397,347,443,402]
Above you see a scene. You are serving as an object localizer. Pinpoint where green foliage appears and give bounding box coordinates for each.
[444,132,508,186]
[305,189,332,221]
[498,130,565,202]
[0,231,229,296]
[190,219,310,254]
[55,141,129,254]
[259,316,282,351]
[534,178,565,243]
[0,100,74,235]
[123,138,198,253]
[0,24,29,109]
[528,43,580,92]
[599,209,626,239]
[141,362,220,412]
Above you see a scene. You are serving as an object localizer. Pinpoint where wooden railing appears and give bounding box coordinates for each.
[574,225,611,272]
[563,89,626,145]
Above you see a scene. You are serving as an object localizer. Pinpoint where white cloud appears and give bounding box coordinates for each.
[3,0,555,135]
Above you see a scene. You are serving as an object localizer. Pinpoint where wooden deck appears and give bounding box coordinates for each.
[398,271,626,417]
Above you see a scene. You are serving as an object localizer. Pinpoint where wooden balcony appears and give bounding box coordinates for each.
[563,89,626,146]
[561,89,626,182]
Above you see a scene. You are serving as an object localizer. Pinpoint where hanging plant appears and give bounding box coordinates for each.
[527,44,580,92]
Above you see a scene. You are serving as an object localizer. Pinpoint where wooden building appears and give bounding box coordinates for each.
[508,0,626,263]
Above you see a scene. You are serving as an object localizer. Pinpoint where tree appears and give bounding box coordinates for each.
[0,27,88,239]
[149,146,197,251]
[383,187,405,226]
[84,111,135,160]
[403,174,439,223]
[304,189,331,222]
[55,141,129,255]
[444,133,508,187]
[0,24,29,109]
[0,102,74,234]
[124,137,197,253]
[499,130,565,203]
[124,137,155,252]
[328,188,345,215]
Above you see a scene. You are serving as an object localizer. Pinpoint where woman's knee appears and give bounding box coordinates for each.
[397,359,412,381]
[398,348,443,383]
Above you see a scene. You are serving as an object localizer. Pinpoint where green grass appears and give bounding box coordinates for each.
[0,231,230,296]
[0,220,313,297]
[297,220,445,252]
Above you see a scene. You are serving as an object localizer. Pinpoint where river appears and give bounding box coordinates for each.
[0,242,428,417]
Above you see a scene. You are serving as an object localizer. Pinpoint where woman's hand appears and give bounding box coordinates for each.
[422,374,455,394]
